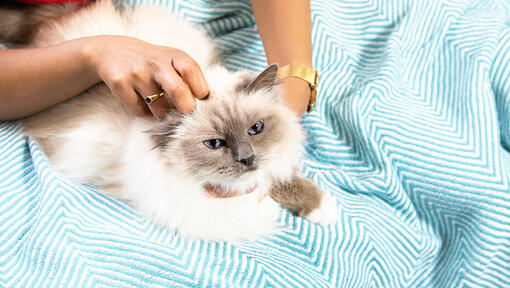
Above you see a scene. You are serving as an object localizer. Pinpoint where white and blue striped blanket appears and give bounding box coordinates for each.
[2,0,510,286]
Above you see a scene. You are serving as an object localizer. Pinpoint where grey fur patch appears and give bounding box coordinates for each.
[270,174,324,216]
[235,64,279,94]
[145,110,183,149]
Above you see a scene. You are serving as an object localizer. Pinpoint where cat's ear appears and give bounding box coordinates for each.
[237,64,279,93]
[143,110,183,148]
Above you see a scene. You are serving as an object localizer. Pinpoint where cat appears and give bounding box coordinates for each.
[0,0,337,241]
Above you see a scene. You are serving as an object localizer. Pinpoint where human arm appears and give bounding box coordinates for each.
[0,35,209,121]
[251,0,313,116]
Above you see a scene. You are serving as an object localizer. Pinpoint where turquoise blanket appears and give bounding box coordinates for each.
[2,0,510,286]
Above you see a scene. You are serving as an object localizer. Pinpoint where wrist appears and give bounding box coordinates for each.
[277,63,318,114]
[279,77,310,116]
[80,36,103,81]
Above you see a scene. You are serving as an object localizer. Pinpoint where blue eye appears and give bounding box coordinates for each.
[248,120,264,135]
[203,139,225,149]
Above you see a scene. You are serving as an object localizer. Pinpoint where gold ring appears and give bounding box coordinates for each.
[144,92,164,105]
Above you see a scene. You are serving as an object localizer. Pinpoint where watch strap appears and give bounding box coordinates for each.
[277,64,318,112]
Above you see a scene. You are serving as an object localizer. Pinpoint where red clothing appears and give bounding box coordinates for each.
[16,0,88,4]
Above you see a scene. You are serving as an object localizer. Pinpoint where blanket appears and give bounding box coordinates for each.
[1,0,510,286]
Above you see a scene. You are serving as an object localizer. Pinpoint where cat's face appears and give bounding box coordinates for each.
[150,65,303,195]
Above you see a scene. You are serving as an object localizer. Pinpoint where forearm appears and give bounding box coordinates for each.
[251,0,313,116]
[251,0,312,67]
[0,37,99,121]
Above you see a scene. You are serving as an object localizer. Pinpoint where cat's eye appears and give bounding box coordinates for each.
[248,120,264,135]
[203,139,225,149]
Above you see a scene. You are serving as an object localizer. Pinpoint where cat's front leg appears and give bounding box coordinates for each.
[270,174,338,225]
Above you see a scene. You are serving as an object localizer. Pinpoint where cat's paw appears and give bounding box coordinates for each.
[305,193,338,225]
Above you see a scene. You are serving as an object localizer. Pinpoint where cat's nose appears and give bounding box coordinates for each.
[239,154,255,166]
[232,142,255,167]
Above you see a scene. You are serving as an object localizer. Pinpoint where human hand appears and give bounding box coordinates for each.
[279,77,311,117]
[83,35,209,118]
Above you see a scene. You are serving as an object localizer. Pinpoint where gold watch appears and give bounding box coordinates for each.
[277,64,318,112]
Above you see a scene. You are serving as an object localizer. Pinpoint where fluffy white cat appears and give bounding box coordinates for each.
[1,0,337,241]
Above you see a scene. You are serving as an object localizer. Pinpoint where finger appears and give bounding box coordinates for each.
[155,68,196,114]
[172,54,209,100]
[135,80,170,119]
[110,81,150,117]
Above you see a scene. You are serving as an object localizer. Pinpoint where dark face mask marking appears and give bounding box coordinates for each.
[231,141,255,167]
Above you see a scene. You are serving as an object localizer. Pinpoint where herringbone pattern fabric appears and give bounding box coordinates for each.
[1,0,510,286]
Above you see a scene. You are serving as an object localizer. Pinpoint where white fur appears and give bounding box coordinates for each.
[305,194,338,225]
